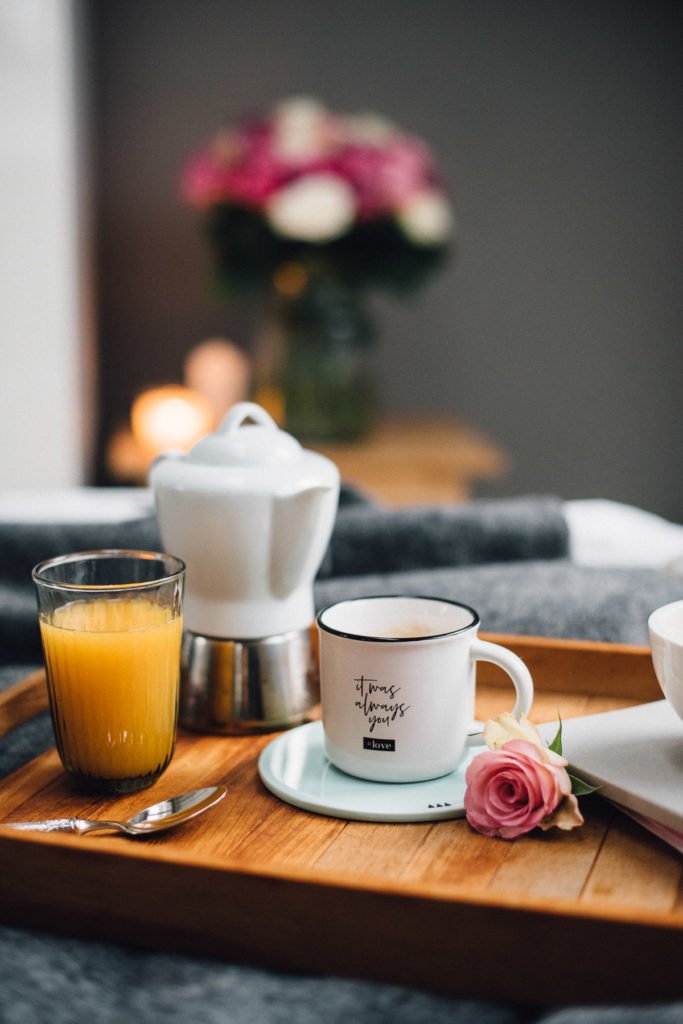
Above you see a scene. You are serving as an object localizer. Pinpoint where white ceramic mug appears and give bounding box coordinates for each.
[316,595,534,783]
[649,600,683,721]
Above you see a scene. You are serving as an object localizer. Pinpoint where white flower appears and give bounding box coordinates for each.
[266,173,356,242]
[272,96,333,162]
[484,712,568,768]
[342,112,398,146]
[396,189,452,246]
[485,712,546,750]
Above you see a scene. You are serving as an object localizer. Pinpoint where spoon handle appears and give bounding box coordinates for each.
[3,818,133,836]
[2,818,84,833]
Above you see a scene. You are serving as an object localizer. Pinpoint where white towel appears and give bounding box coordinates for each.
[564,499,683,572]
[0,488,154,524]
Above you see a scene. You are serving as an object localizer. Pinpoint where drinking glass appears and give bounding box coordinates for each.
[33,550,185,794]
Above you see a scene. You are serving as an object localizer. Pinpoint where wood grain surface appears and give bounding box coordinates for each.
[0,669,48,738]
[0,636,680,1006]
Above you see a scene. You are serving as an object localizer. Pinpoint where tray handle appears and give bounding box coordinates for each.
[0,670,49,739]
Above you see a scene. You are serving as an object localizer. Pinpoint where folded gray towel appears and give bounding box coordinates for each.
[0,518,162,660]
[0,485,369,586]
[0,494,566,585]
[0,494,569,660]
[315,560,683,645]
[0,517,163,586]
[318,496,569,577]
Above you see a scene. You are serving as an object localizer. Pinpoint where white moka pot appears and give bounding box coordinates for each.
[150,403,340,735]
[150,402,340,640]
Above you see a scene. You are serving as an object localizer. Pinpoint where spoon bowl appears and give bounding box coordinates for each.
[1,785,228,837]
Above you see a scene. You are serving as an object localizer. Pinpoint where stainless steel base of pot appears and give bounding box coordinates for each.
[180,628,319,734]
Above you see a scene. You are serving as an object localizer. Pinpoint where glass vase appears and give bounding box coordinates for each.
[253,265,376,443]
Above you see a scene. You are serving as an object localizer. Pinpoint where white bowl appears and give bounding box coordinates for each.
[648,600,683,721]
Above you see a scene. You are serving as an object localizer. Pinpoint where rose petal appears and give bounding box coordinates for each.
[544,747,570,769]
[484,713,545,751]
[540,793,585,832]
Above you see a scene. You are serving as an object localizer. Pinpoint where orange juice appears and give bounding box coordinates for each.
[39,598,182,787]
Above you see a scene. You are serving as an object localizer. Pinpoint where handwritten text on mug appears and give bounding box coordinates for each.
[353,675,411,733]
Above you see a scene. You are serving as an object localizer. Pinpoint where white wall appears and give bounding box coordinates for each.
[0,0,93,488]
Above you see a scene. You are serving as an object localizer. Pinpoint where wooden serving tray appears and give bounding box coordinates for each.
[0,634,681,1007]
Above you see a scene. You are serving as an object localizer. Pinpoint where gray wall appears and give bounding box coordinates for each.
[92,0,683,520]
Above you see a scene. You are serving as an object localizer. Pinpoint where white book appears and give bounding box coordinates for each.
[613,806,683,855]
[539,701,683,848]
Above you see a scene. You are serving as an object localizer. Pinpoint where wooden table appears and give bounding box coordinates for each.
[314,416,509,505]
[108,416,509,504]
[1,637,682,1006]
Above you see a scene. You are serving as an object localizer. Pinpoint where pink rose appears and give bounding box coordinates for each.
[180,151,235,208]
[219,155,283,208]
[464,738,582,840]
[181,124,286,210]
[334,144,386,217]
[375,136,436,205]
[335,136,436,218]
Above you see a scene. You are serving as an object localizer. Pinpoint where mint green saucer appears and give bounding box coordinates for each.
[258,721,482,823]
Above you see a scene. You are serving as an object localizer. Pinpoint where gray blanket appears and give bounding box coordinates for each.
[0,494,569,662]
[2,494,683,1023]
[3,494,680,662]
[0,493,567,585]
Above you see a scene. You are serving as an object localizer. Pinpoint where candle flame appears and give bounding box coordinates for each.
[131,385,214,457]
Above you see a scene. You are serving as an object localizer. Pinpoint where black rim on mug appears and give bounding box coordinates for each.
[316,594,480,644]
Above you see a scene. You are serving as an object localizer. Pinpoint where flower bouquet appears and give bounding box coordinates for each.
[182,97,453,440]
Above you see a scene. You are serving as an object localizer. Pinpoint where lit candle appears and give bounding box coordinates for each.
[131,385,214,458]
[183,338,251,425]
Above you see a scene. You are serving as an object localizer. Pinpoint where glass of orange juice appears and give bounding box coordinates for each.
[32,550,185,794]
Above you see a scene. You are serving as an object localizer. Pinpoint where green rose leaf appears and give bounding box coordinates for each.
[548,715,563,756]
[568,772,599,796]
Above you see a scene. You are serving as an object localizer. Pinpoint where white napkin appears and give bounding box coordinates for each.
[0,487,154,524]
[564,499,683,573]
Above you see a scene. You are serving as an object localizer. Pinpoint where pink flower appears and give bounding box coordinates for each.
[332,145,383,216]
[180,151,235,208]
[220,154,283,207]
[376,137,436,204]
[180,99,454,246]
[334,136,436,217]
[181,126,285,210]
[464,718,584,839]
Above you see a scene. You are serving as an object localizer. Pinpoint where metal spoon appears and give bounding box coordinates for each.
[0,785,227,837]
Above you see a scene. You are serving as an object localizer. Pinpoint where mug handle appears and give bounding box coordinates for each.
[470,639,533,719]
